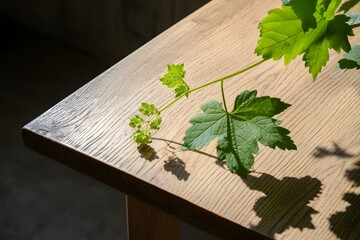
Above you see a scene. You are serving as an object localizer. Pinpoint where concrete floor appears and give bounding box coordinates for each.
[0,21,218,240]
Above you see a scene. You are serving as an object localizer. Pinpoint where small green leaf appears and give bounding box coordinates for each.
[139,102,157,116]
[133,130,151,144]
[129,115,144,128]
[149,116,162,130]
[130,102,162,144]
[338,45,360,69]
[160,64,190,97]
[175,85,189,98]
[338,0,359,13]
[160,64,186,88]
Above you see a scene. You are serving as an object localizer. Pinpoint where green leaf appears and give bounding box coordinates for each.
[326,14,354,53]
[182,91,296,177]
[130,102,162,145]
[160,64,186,88]
[220,116,296,176]
[139,102,157,116]
[338,0,359,13]
[255,6,309,64]
[149,116,162,130]
[324,0,341,20]
[255,0,330,65]
[216,135,228,160]
[160,64,190,97]
[129,115,144,128]
[346,12,360,25]
[338,45,360,69]
[134,130,151,144]
[287,0,317,30]
[256,0,356,79]
[303,38,330,79]
[182,101,227,151]
[232,90,291,120]
[175,85,189,98]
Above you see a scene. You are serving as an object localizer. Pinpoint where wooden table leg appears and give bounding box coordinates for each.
[126,195,181,240]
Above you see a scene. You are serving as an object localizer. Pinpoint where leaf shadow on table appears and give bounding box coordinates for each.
[151,137,222,163]
[148,137,226,181]
[242,173,322,238]
[312,142,354,159]
[163,156,190,181]
[329,160,360,240]
[137,144,159,161]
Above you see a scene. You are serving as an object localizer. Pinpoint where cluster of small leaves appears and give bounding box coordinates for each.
[182,90,297,177]
[160,64,190,97]
[130,64,191,144]
[256,0,359,79]
[129,102,162,144]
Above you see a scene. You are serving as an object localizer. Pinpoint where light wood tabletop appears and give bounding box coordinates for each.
[23,0,360,239]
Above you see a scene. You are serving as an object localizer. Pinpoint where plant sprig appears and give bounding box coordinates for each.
[129,0,359,177]
[129,103,162,144]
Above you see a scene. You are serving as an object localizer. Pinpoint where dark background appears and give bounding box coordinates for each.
[0,1,221,239]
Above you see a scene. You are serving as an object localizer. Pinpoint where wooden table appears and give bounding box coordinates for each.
[22,0,360,239]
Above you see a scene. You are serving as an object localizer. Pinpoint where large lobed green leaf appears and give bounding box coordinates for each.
[182,101,227,151]
[256,0,356,80]
[219,115,296,176]
[182,90,296,177]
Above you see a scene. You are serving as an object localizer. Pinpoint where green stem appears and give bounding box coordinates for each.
[159,94,185,113]
[220,80,228,112]
[189,59,267,93]
[159,58,267,113]
[182,79,191,91]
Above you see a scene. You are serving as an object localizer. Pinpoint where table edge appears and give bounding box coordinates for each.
[22,126,270,240]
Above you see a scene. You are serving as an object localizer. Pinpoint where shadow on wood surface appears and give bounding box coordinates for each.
[329,160,360,239]
[313,142,354,159]
[164,156,190,181]
[139,138,227,181]
[137,139,192,181]
[243,173,322,238]
[152,137,219,160]
[137,144,159,161]
[345,160,360,187]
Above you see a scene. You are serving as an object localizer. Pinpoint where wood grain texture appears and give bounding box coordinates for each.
[22,0,360,239]
[126,195,180,240]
